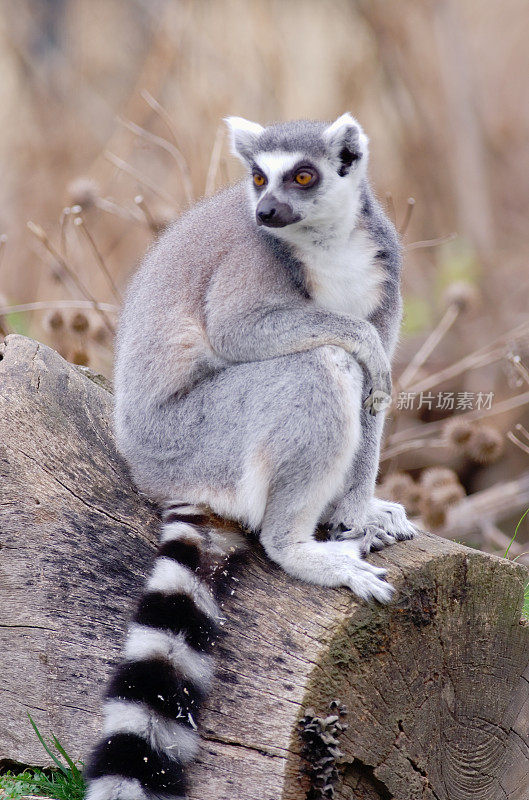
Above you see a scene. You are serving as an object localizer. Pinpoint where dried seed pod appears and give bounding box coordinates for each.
[418,497,447,530]
[406,484,424,516]
[419,482,465,530]
[70,310,90,334]
[70,348,90,366]
[379,471,415,500]
[378,471,422,515]
[466,425,504,464]
[420,466,459,490]
[42,309,65,332]
[443,417,474,449]
[67,177,100,210]
[91,321,111,346]
[430,482,465,507]
[442,281,479,314]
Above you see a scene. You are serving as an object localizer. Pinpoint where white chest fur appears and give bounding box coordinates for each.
[294,227,384,318]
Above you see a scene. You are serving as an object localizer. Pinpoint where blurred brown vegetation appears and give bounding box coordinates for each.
[0,0,528,553]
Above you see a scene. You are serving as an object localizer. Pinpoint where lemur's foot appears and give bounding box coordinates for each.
[323,541,395,604]
[279,539,395,604]
[359,499,417,557]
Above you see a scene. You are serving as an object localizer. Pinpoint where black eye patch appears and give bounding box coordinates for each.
[282,161,320,189]
[250,163,267,189]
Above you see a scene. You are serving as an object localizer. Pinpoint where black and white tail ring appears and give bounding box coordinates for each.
[84,502,245,800]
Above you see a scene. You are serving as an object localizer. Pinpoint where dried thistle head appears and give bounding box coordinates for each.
[405,483,424,516]
[419,487,463,530]
[67,177,100,210]
[70,310,90,335]
[378,471,414,501]
[91,321,111,346]
[420,466,459,490]
[70,348,90,366]
[418,498,447,530]
[419,478,465,530]
[442,281,479,314]
[466,425,504,464]
[378,471,423,516]
[443,417,474,449]
[430,482,465,507]
[42,309,65,332]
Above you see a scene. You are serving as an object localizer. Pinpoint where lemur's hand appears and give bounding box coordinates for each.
[363,384,392,416]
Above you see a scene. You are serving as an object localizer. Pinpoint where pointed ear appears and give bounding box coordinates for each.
[224,116,264,164]
[323,113,369,176]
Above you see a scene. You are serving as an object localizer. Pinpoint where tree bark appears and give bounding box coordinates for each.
[1,334,529,800]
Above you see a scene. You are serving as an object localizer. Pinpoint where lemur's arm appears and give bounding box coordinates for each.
[205,296,392,399]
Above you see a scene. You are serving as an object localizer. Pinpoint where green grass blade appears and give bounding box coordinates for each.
[27,714,68,774]
[504,507,529,558]
[0,737,86,800]
[52,735,83,782]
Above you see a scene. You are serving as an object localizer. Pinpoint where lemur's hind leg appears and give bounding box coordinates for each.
[260,495,394,603]
[254,346,394,603]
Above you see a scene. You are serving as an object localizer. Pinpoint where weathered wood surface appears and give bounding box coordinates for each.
[1,333,529,800]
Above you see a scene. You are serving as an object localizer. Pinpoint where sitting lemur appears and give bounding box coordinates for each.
[84,113,416,800]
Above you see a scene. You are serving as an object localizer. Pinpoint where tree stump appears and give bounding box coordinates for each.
[1,333,529,800]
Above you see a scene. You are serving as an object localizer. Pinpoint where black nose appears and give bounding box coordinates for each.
[257,207,277,224]
[256,197,300,228]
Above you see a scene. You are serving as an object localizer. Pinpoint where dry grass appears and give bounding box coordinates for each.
[0,0,528,550]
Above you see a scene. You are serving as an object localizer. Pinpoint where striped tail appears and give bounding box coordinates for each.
[84,502,245,800]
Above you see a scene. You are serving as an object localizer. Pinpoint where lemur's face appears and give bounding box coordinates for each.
[225,114,369,237]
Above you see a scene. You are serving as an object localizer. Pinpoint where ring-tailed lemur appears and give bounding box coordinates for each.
[84,113,416,800]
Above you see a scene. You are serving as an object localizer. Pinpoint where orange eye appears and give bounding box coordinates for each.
[295,171,313,186]
[253,173,266,187]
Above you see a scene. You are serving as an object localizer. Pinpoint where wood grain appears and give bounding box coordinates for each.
[1,334,529,800]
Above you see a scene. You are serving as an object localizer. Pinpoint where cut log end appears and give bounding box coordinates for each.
[1,334,528,800]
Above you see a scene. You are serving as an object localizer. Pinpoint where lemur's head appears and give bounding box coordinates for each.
[225,114,369,237]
